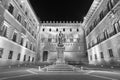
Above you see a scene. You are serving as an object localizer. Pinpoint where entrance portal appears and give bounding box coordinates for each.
[43,51,48,62]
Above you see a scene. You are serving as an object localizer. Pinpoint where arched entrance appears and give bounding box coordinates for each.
[43,51,48,62]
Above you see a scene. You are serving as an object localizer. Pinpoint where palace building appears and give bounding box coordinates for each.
[39,21,87,64]
[0,0,40,66]
[83,0,120,65]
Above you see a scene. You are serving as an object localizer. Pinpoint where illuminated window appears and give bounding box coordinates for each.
[8,51,13,59]
[8,4,14,14]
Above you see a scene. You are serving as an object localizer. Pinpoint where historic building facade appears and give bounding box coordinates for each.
[39,21,87,64]
[0,0,40,66]
[83,0,120,65]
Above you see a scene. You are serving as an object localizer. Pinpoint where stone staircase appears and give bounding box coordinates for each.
[43,64,75,72]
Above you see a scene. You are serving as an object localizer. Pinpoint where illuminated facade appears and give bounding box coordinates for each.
[83,0,120,65]
[39,21,87,64]
[0,0,40,66]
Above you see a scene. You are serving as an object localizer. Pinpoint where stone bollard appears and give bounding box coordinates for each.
[101,65,103,67]
[18,64,20,67]
[9,66,11,69]
[81,66,83,71]
[38,66,41,71]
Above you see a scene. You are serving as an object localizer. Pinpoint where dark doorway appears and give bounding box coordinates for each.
[43,51,48,62]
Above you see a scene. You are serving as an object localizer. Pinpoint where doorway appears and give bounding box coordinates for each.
[43,51,48,62]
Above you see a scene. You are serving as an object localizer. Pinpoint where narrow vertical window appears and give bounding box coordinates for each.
[28,56,30,62]
[32,57,34,62]
[95,54,97,60]
[8,51,13,59]
[23,55,26,61]
[100,52,104,58]
[20,37,24,46]
[90,55,92,61]
[12,32,17,42]
[17,53,21,60]
[108,49,114,57]
[17,14,21,22]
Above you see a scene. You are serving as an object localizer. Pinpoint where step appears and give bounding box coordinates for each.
[46,64,75,72]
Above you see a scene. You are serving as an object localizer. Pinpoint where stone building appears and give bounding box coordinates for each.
[0,0,40,66]
[83,0,120,65]
[39,21,87,64]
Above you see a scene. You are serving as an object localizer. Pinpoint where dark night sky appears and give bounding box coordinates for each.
[29,0,93,22]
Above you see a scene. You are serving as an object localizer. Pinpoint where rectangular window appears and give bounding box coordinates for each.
[95,54,97,60]
[0,25,7,37]
[24,21,27,28]
[8,51,13,59]
[100,52,104,58]
[108,49,114,57]
[0,48,3,58]
[20,37,24,46]
[17,53,21,60]
[12,32,17,42]
[30,43,32,50]
[8,4,14,14]
[28,56,30,62]
[23,55,26,61]
[90,55,92,61]
[26,41,28,48]
[32,57,34,62]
